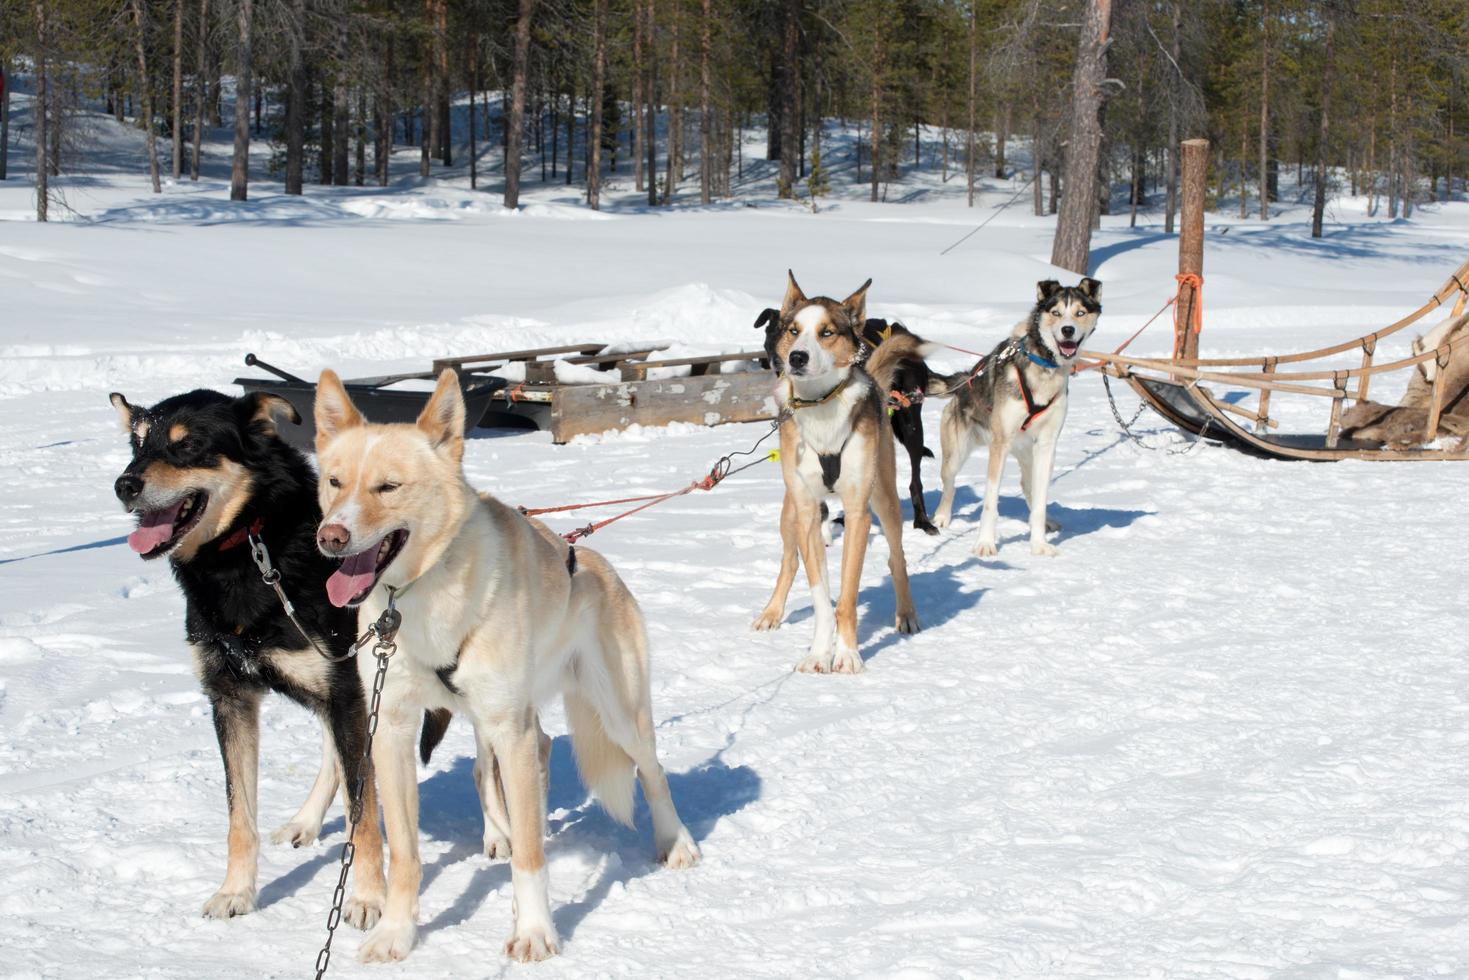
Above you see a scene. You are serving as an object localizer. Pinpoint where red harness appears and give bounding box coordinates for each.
[1014,363,1053,432]
[217,517,265,552]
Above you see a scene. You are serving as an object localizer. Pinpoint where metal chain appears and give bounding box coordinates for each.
[1101,371,1207,456]
[313,594,402,980]
[247,533,349,663]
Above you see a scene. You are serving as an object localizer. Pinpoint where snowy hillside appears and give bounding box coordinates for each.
[4,88,1469,979]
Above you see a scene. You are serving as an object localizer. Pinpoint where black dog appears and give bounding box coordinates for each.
[755,308,937,534]
[109,388,384,926]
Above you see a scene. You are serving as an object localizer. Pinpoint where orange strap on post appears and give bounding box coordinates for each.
[1172,273,1204,358]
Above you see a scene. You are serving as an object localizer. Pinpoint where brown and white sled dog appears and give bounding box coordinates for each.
[752,272,922,673]
[311,369,699,964]
[930,278,1101,557]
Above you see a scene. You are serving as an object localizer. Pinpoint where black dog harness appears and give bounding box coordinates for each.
[1014,342,1059,432]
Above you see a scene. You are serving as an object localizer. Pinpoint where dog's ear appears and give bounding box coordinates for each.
[1036,280,1063,303]
[841,278,872,326]
[314,370,365,452]
[754,307,779,330]
[780,270,807,318]
[109,393,136,434]
[1077,277,1103,303]
[238,392,301,438]
[417,369,466,464]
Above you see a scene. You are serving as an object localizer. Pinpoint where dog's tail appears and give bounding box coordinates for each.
[564,690,637,828]
[863,331,934,395]
[419,708,453,765]
[925,368,974,398]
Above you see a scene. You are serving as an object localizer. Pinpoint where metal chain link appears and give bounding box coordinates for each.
[1101,371,1209,455]
[313,596,402,980]
[247,532,349,663]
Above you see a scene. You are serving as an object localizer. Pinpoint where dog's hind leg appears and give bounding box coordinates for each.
[471,720,514,859]
[872,444,921,635]
[902,411,938,536]
[1013,441,1062,537]
[270,722,339,848]
[973,437,1009,558]
[933,403,972,529]
[753,491,800,631]
[202,689,263,919]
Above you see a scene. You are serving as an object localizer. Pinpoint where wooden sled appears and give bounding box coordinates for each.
[1088,258,1469,461]
[235,344,777,450]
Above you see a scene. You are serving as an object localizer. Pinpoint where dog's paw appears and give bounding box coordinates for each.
[358,919,417,963]
[933,509,952,529]
[915,519,940,537]
[343,894,383,931]
[658,826,701,869]
[270,818,322,848]
[796,650,833,674]
[751,607,784,631]
[1031,541,1059,557]
[972,539,998,558]
[830,646,865,674]
[484,831,512,860]
[201,888,256,919]
[504,924,560,962]
[895,610,921,634]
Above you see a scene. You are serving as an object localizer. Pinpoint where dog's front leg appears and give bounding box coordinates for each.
[1014,440,1062,538]
[831,489,871,674]
[1025,436,1060,556]
[974,437,1008,558]
[793,497,837,673]
[753,490,799,631]
[203,689,263,918]
[357,705,420,962]
[271,722,339,848]
[327,696,386,931]
[490,716,560,962]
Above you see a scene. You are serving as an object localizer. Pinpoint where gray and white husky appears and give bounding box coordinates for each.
[929,278,1101,557]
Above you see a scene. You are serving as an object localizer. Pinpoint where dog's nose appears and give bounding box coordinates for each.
[1061,325,1076,339]
[787,349,809,371]
[114,474,144,503]
[317,523,351,554]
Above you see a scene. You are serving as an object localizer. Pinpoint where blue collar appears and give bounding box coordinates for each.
[1018,340,1059,370]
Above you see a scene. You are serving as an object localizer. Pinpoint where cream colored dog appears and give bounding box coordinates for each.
[313,368,699,964]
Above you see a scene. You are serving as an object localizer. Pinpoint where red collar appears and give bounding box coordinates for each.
[218,518,265,552]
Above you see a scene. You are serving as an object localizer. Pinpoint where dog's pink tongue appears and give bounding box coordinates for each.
[326,549,378,608]
[128,500,185,554]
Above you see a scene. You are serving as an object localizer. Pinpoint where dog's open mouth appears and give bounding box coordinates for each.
[128,491,208,559]
[1057,340,1080,358]
[326,529,409,608]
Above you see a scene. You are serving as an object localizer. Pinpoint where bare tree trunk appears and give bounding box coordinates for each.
[1163,1,1180,233]
[355,89,366,185]
[1239,124,1248,219]
[503,0,535,208]
[333,77,350,186]
[1310,8,1335,239]
[566,88,576,185]
[994,103,1008,178]
[469,43,479,190]
[320,83,335,183]
[633,0,644,193]
[432,0,450,166]
[132,0,163,193]
[777,0,800,198]
[698,0,710,204]
[966,0,976,207]
[664,4,681,202]
[1257,0,1269,221]
[646,0,657,206]
[869,57,881,203]
[34,0,48,221]
[1,61,10,180]
[284,0,305,194]
[229,0,252,201]
[191,0,207,180]
[377,45,393,187]
[1050,0,1113,275]
[172,0,184,179]
[588,0,607,209]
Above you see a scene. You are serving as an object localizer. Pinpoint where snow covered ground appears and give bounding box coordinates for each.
[5,92,1469,978]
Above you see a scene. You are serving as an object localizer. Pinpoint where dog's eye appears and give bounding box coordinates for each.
[327,476,341,488]
[787,326,799,337]
[376,482,400,494]
[820,328,833,338]
[1050,308,1063,317]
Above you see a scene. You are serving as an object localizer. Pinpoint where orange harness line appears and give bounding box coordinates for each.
[1172,272,1204,358]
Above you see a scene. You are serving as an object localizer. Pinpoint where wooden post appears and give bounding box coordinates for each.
[1176,139,1208,362]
